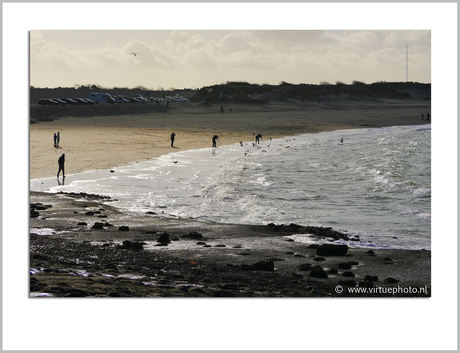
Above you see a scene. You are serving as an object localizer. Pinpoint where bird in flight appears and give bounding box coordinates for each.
[131,52,138,56]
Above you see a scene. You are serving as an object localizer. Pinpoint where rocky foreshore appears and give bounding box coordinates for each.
[29,191,431,297]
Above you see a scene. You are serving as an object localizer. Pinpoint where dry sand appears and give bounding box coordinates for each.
[30,99,430,179]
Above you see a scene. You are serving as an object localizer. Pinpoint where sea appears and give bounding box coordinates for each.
[30,124,431,251]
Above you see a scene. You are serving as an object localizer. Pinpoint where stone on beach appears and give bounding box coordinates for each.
[182,231,203,239]
[92,222,104,229]
[309,265,328,278]
[157,233,170,244]
[316,244,348,256]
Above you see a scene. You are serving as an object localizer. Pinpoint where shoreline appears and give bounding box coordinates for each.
[29,99,431,297]
[30,122,431,183]
[30,99,431,179]
[30,191,431,297]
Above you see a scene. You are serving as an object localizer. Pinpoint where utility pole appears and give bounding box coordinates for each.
[406,44,408,82]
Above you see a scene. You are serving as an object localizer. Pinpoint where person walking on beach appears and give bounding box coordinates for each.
[421,113,424,120]
[170,132,176,147]
[427,112,430,120]
[212,135,219,148]
[57,154,65,179]
[255,133,262,144]
[53,133,57,148]
[56,132,60,147]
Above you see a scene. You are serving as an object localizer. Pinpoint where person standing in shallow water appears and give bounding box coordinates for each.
[170,132,176,147]
[57,154,65,178]
[212,135,219,147]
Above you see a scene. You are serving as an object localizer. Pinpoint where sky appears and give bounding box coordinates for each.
[30,30,431,89]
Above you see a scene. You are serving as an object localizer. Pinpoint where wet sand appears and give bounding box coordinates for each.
[30,191,430,297]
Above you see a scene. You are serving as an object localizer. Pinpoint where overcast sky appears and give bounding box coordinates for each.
[30,30,431,89]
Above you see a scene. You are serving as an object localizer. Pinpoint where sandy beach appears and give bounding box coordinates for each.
[30,92,431,297]
[30,98,430,179]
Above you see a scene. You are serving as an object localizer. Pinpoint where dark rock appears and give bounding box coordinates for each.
[214,290,237,297]
[308,244,319,249]
[309,269,328,279]
[197,241,206,245]
[157,233,170,244]
[120,240,143,250]
[110,170,115,173]
[327,268,339,275]
[294,254,305,257]
[104,222,114,227]
[384,277,400,284]
[85,211,94,216]
[30,211,39,218]
[364,275,378,282]
[314,256,326,261]
[348,261,359,265]
[383,257,394,264]
[266,223,349,240]
[214,244,226,248]
[337,262,352,270]
[119,226,130,231]
[183,231,203,239]
[342,271,355,278]
[92,222,104,229]
[122,240,133,248]
[131,242,144,251]
[316,244,348,256]
[366,250,376,256]
[285,251,295,255]
[298,263,312,271]
[77,222,87,226]
[146,211,156,215]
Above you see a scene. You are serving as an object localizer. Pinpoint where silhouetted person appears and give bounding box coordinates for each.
[422,113,424,120]
[57,154,65,178]
[341,138,343,143]
[427,112,430,120]
[221,106,223,113]
[212,135,219,148]
[53,133,57,148]
[170,132,176,147]
[57,132,60,147]
[255,133,262,144]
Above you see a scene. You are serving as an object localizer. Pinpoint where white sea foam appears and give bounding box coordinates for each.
[30,124,431,250]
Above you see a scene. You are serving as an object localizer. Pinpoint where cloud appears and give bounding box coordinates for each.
[29,30,431,88]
